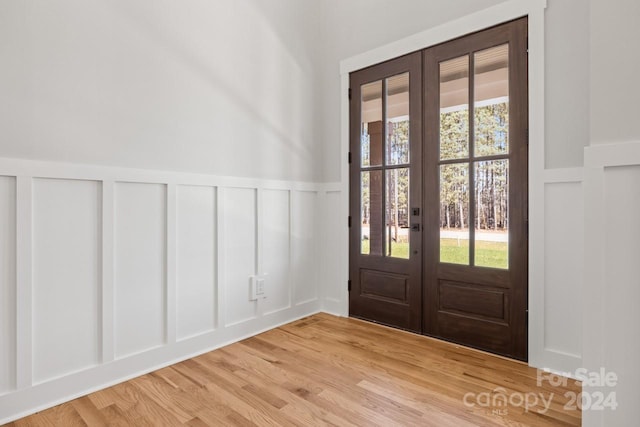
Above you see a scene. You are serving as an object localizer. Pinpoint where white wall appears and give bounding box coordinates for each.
[545,0,589,168]
[0,0,323,182]
[0,177,16,395]
[590,0,640,145]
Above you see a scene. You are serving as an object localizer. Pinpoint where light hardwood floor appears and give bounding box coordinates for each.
[8,313,581,426]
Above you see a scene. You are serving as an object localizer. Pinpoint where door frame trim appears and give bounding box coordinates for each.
[338,0,548,366]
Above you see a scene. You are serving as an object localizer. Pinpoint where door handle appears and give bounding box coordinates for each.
[410,223,420,231]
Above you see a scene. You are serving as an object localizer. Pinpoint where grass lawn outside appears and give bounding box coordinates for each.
[360,238,508,269]
[360,239,409,259]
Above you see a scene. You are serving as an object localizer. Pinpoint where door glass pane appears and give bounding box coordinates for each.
[361,171,370,254]
[439,163,469,265]
[474,44,509,157]
[386,73,410,165]
[440,56,469,160]
[361,81,383,167]
[361,170,383,256]
[386,168,409,259]
[474,160,509,269]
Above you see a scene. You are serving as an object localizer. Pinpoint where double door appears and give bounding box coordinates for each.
[348,18,528,360]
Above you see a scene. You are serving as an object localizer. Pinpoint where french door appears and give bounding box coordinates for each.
[349,52,423,332]
[349,18,528,360]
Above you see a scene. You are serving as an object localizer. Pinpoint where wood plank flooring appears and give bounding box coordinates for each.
[7,313,581,426]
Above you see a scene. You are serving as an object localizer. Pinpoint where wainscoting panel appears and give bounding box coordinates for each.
[114,182,167,358]
[527,169,584,375]
[176,185,217,340]
[544,181,583,358]
[262,189,291,315]
[292,190,318,305]
[0,176,16,396]
[583,142,640,427]
[0,157,329,424]
[321,191,344,306]
[32,179,101,384]
[601,165,640,427]
[223,188,257,326]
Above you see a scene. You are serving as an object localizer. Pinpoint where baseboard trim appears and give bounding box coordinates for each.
[0,302,321,425]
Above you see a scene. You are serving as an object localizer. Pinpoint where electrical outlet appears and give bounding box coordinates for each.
[249,275,267,300]
[256,278,265,296]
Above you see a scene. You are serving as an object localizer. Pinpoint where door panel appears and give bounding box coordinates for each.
[424,18,528,360]
[349,18,527,360]
[349,53,422,333]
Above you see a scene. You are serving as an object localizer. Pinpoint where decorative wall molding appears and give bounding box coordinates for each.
[584,140,640,168]
[531,175,584,375]
[532,165,585,376]
[0,156,340,424]
[582,140,640,426]
[0,158,327,192]
[543,167,584,183]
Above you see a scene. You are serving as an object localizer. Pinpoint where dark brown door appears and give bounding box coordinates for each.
[349,52,423,333]
[349,18,528,360]
[424,19,528,360]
